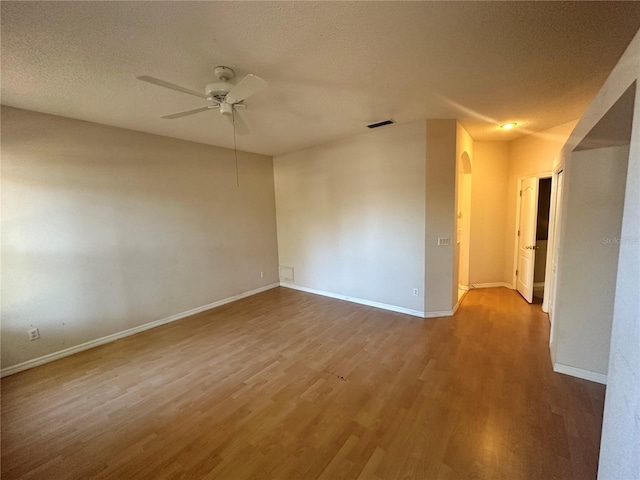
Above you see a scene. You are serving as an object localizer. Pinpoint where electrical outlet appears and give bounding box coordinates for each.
[413,288,419,296]
[260,271,264,278]
[28,328,40,341]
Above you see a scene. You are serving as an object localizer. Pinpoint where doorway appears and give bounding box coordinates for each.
[533,178,552,300]
[515,174,552,303]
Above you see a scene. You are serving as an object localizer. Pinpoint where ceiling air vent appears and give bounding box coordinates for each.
[366,119,395,129]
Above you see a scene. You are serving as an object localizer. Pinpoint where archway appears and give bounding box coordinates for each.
[456,151,472,298]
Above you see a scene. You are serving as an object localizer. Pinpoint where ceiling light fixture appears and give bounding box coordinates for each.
[500,122,517,130]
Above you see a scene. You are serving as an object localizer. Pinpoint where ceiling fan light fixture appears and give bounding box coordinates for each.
[220,102,233,116]
[500,122,517,130]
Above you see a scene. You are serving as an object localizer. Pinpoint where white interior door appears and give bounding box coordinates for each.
[516,176,539,303]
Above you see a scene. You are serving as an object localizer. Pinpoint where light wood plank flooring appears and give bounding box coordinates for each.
[1,287,605,479]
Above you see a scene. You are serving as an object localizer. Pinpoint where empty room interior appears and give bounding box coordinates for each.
[2,2,640,479]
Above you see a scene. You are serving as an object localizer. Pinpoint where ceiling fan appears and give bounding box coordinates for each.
[137,66,267,131]
[137,66,267,185]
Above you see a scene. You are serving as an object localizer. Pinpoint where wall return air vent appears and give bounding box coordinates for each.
[366,119,395,129]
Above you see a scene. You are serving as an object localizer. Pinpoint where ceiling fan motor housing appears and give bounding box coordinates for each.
[205,81,234,102]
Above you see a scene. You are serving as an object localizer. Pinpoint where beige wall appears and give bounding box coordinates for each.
[599,90,639,480]
[466,124,576,288]
[1,106,279,369]
[554,145,628,376]
[425,120,458,312]
[274,121,427,313]
[468,142,509,286]
[504,121,577,284]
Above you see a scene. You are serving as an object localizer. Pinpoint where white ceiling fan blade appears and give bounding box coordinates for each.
[137,75,207,99]
[161,106,213,119]
[225,74,267,105]
[227,108,250,135]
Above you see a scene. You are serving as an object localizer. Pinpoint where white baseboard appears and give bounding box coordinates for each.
[0,283,280,378]
[424,309,457,318]
[553,362,607,385]
[280,282,458,319]
[470,282,514,289]
[458,284,470,291]
[279,282,429,318]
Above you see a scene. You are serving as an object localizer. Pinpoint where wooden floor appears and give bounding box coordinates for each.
[1,287,605,480]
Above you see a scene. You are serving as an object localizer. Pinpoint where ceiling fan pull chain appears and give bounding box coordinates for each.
[232,109,240,188]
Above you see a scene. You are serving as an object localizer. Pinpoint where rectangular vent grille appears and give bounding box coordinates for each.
[279,265,294,282]
[366,119,395,129]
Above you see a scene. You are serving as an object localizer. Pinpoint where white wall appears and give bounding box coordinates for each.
[468,142,509,286]
[273,121,427,313]
[1,106,279,370]
[553,145,629,377]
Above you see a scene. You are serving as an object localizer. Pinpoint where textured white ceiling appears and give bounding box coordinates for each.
[2,1,640,156]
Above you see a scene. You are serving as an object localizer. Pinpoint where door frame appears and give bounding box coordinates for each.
[543,164,564,315]
[511,171,553,294]
[545,164,564,348]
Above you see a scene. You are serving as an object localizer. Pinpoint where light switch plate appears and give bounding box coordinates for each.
[437,237,451,246]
